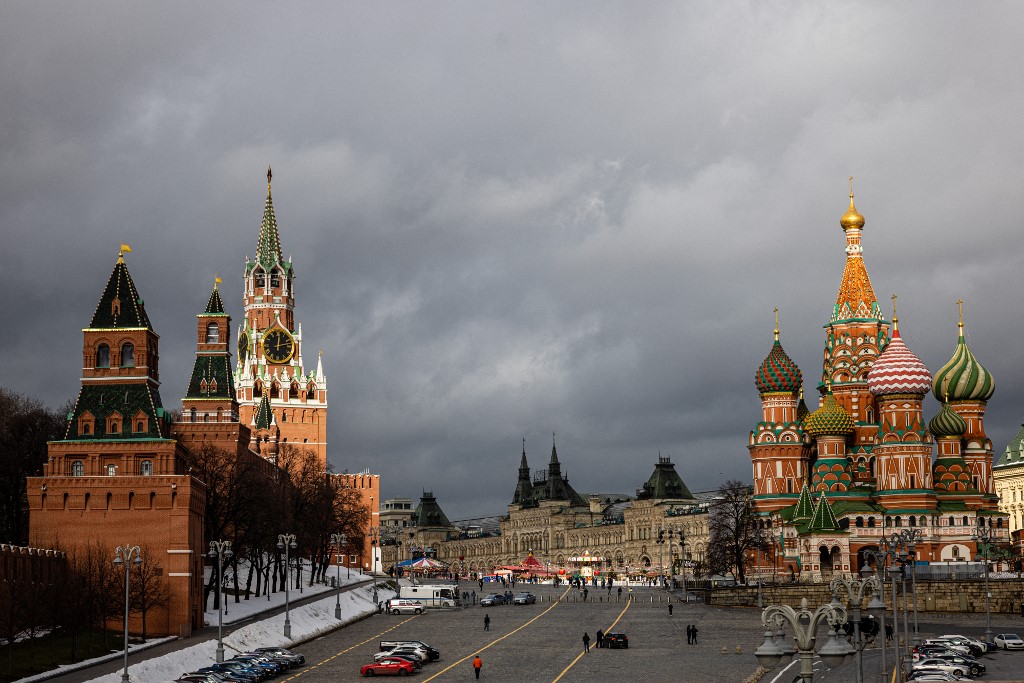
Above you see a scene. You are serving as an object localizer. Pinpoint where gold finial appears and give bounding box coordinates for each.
[318,348,323,358]
[267,165,272,190]
[773,307,780,341]
[956,298,964,333]
[117,243,132,263]
[849,175,854,199]
[214,273,222,289]
[840,177,865,231]
[891,293,899,330]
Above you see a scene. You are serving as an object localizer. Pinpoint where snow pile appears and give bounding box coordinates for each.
[85,583,396,683]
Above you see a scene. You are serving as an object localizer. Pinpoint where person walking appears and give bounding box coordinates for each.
[596,629,604,649]
[691,625,698,644]
[484,613,490,631]
[583,632,591,653]
[668,603,673,616]
[617,586,622,602]
[472,590,477,605]
[473,655,482,679]
[686,624,692,644]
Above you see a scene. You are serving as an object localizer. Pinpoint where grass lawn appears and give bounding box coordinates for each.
[0,627,125,683]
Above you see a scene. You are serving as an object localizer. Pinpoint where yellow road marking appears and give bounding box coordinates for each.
[421,587,572,682]
[550,598,631,683]
[280,614,420,681]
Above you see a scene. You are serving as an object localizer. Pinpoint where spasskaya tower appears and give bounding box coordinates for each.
[235,168,327,463]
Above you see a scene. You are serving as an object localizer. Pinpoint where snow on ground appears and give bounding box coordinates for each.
[205,565,369,626]
[82,576,394,683]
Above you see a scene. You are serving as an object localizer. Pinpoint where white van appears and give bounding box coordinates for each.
[398,584,459,608]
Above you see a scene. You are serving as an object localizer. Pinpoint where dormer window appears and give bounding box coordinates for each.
[111,296,120,317]
[206,322,219,343]
[132,411,148,433]
[78,411,95,437]
[106,411,122,435]
[120,343,134,367]
[96,344,110,368]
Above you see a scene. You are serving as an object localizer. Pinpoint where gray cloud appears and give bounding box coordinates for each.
[3,2,1024,519]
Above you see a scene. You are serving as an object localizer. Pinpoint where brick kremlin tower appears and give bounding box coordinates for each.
[235,168,327,464]
[748,184,1008,579]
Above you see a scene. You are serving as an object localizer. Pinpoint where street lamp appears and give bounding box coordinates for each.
[678,529,687,602]
[893,528,923,645]
[656,528,665,587]
[861,542,898,683]
[330,533,346,620]
[368,526,381,606]
[756,597,854,682]
[207,540,233,662]
[113,545,142,683]
[277,533,297,638]
[973,522,997,641]
[830,572,884,683]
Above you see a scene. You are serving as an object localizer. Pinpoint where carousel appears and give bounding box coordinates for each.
[567,551,606,581]
[395,556,449,578]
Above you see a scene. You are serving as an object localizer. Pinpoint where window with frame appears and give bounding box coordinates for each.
[71,461,84,476]
[106,464,116,476]
[141,460,153,476]
[120,342,134,367]
[206,322,219,344]
[96,344,110,368]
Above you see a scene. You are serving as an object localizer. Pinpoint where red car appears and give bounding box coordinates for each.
[361,657,416,677]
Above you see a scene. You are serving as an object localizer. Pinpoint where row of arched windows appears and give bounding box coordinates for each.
[70,460,153,476]
[95,342,134,368]
[851,514,1005,529]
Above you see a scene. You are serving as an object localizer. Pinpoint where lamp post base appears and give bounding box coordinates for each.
[335,604,342,619]
[284,620,291,639]
[216,645,224,663]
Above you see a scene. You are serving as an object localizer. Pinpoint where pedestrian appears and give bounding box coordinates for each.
[668,603,673,616]
[617,586,622,601]
[691,625,698,644]
[686,624,692,644]
[472,590,477,605]
[583,588,589,601]
[473,655,482,679]
[885,623,893,642]
[596,629,604,649]
[583,632,591,653]
[484,613,490,631]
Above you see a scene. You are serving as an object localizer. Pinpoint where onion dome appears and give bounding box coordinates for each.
[796,389,810,422]
[932,313,995,402]
[867,321,931,396]
[804,392,854,437]
[840,189,865,231]
[929,402,968,438]
[755,339,803,395]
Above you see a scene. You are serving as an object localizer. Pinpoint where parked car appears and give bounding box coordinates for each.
[377,654,422,670]
[374,647,426,664]
[386,598,425,615]
[938,635,988,656]
[512,592,536,605]
[480,593,506,606]
[603,632,629,649]
[912,658,972,679]
[923,639,974,657]
[361,658,416,676]
[210,662,268,681]
[380,640,440,661]
[908,673,972,682]
[994,633,1024,650]
[230,655,282,677]
[195,667,256,682]
[933,654,985,677]
[253,647,305,667]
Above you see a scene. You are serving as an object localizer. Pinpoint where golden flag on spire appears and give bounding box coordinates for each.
[120,243,132,253]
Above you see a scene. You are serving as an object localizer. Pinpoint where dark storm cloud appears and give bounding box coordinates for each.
[3,2,1024,519]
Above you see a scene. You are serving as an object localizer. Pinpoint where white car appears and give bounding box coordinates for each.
[939,634,988,653]
[373,646,427,664]
[994,633,1024,650]
[912,658,971,679]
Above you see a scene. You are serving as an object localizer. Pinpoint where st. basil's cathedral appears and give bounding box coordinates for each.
[749,184,1009,578]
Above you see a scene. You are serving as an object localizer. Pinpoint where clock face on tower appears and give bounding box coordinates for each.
[262,328,295,364]
[238,330,249,359]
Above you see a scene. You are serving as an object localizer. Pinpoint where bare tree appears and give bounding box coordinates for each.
[129,546,169,642]
[706,480,769,584]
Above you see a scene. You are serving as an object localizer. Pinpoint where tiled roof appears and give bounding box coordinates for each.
[64,383,164,440]
[414,491,454,528]
[186,355,235,399]
[867,325,931,396]
[89,258,153,330]
[807,492,841,532]
[636,457,694,500]
[792,483,815,520]
[205,286,225,314]
[996,420,1024,468]
[253,394,275,429]
[756,339,802,395]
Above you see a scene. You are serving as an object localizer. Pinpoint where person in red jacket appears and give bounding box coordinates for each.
[473,655,483,679]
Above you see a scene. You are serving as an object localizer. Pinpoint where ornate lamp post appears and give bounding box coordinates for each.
[113,545,142,683]
[277,533,297,638]
[862,542,898,683]
[330,533,346,619]
[755,597,854,682]
[678,529,687,602]
[894,528,923,645]
[208,540,233,662]
[830,572,884,683]
[368,526,381,606]
[973,523,996,641]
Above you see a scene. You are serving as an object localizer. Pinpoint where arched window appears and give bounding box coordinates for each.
[106,464,116,476]
[82,423,91,435]
[140,460,153,476]
[949,516,955,527]
[895,516,902,527]
[206,323,219,344]
[271,269,281,288]
[255,270,265,288]
[71,461,84,476]
[136,421,144,432]
[855,517,864,528]
[996,518,1003,529]
[867,517,876,528]
[120,343,134,367]
[96,344,110,368]
[190,408,196,423]
[963,516,969,527]
[909,516,916,527]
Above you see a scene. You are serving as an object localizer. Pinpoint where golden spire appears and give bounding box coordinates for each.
[773,307,780,342]
[117,243,132,263]
[840,176,865,231]
[891,293,899,331]
[956,298,964,335]
[267,165,272,192]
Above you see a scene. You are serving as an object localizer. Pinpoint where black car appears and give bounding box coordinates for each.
[230,656,281,677]
[604,632,629,649]
[211,662,268,681]
[195,667,256,682]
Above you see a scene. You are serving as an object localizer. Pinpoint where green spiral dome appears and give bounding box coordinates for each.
[928,402,968,438]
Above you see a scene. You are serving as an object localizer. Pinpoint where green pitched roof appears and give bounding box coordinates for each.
[807,492,841,532]
[205,285,225,314]
[996,419,1024,468]
[254,394,274,429]
[793,483,815,520]
[413,491,453,528]
[185,355,235,399]
[88,257,153,330]
[64,383,164,440]
[636,457,694,500]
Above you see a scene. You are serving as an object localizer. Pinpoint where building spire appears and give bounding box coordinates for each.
[255,167,284,269]
[773,306,780,342]
[891,293,899,334]
[956,298,964,335]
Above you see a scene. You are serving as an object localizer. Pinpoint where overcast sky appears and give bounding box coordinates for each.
[4,2,1024,520]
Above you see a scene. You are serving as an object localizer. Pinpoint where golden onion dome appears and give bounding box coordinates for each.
[840,191,865,231]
